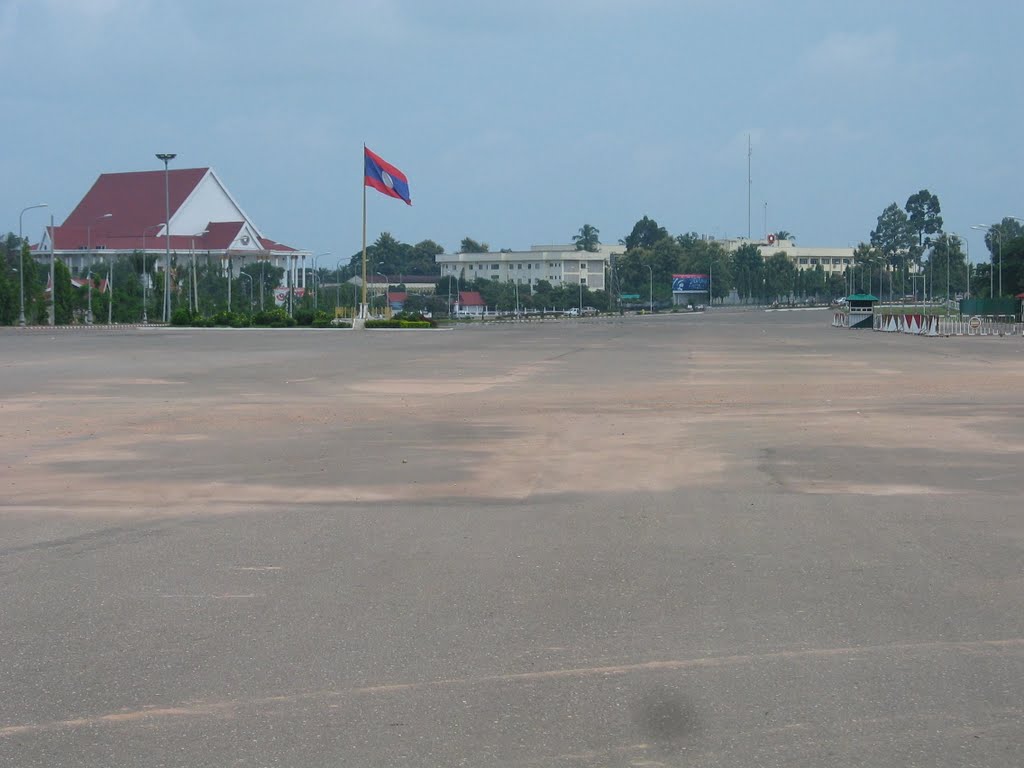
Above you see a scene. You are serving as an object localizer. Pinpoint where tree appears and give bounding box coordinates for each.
[572,224,600,252]
[852,242,886,297]
[870,202,913,299]
[763,252,796,302]
[774,231,794,242]
[52,257,76,324]
[731,243,763,302]
[621,216,669,251]
[904,189,943,264]
[459,237,489,254]
[924,234,969,300]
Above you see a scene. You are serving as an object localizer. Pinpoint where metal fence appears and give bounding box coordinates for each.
[871,313,1022,337]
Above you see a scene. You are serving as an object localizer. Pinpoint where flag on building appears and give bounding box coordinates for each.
[364,146,411,205]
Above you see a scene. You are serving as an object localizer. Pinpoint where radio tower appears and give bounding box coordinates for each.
[747,134,752,240]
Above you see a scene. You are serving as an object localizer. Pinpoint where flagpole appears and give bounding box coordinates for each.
[361,146,368,319]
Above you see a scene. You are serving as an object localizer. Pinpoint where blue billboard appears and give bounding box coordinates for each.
[672,274,710,293]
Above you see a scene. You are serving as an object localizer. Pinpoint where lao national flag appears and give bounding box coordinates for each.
[364,146,411,205]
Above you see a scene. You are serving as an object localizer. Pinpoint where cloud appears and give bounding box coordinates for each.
[803,29,898,78]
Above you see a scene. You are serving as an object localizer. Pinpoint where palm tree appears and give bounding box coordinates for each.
[573,224,600,252]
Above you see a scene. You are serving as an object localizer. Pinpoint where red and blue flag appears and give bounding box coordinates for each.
[364,146,411,205]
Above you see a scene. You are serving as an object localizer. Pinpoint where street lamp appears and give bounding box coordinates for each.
[18,203,48,326]
[156,153,176,322]
[86,213,113,324]
[376,271,388,314]
[972,224,1001,297]
[106,254,114,324]
[189,230,208,313]
[947,233,968,307]
[311,252,331,310]
[140,223,162,323]
[335,256,346,313]
[644,264,653,313]
[86,270,95,325]
[239,271,254,314]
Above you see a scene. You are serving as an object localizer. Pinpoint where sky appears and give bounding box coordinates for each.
[2,0,1021,263]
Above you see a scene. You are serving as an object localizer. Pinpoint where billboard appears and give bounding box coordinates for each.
[672,274,709,293]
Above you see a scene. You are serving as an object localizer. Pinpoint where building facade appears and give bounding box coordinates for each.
[35,167,308,285]
[436,244,622,291]
[717,238,854,274]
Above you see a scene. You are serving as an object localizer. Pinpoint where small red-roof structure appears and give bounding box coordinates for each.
[454,290,486,316]
[458,291,485,306]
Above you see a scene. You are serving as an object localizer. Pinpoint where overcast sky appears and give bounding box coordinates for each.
[2,0,1021,262]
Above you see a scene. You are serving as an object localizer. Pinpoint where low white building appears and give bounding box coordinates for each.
[436,244,622,291]
[717,237,854,274]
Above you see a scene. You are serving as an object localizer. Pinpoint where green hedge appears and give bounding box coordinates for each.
[365,319,432,329]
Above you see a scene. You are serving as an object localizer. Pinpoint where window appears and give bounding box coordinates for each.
[843,258,851,264]
[581,277,587,285]
[798,258,808,265]
[810,258,819,265]
[832,258,842,265]
[491,264,499,270]
[580,262,586,270]
[527,263,531,269]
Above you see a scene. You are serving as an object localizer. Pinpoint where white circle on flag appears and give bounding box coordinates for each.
[381,171,394,189]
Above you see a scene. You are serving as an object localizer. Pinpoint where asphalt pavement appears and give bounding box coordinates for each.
[1,311,1022,766]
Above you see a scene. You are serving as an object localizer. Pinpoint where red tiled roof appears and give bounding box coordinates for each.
[259,237,296,253]
[43,167,303,255]
[458,291,485,306]
[387,291,408,302]
[63,168,209,237]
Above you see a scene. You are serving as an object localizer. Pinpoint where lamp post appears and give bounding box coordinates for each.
[85,213,113,324]
[376,271,388,315]
[140,223,162,323]
[972,224,1001,297]
[239,271,253,314]
[18,203,48,326]
[156,153,176,322]
[87,270,94,325]
[311,252,331,310]
[185,230,207,313]
[335,257,346,313]
[644,264,653,313]
[947,233,967,308]
[106,255,114,324]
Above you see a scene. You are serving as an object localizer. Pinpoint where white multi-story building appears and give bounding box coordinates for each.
[435,244,622,291]
[717,238,855,274]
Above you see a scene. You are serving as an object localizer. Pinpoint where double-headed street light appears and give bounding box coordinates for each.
[18,203,48,326]
[239,271,254,314]
[86,213,113,324]
[311,252,331,310]
[971,224,1002,297]
[644,264,653,313]
[156,153,176,321]
[140,223,163,323]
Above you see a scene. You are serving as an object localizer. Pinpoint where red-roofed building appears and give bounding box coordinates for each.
[35,167,308,287]
[454,291,486,317]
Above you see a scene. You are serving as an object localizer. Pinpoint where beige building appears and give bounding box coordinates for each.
[436,244,622,291]
[718,238,854,274]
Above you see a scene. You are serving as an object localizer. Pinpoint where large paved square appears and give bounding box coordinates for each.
[2,312,1022,766]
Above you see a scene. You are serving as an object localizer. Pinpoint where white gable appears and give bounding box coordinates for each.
[169,170,264,239]
[228,222,264,251]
